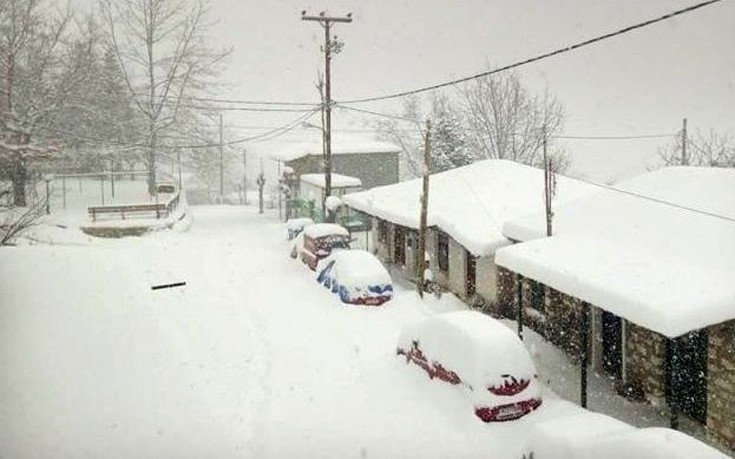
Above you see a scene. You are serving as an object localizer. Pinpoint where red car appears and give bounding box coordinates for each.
[300,223,351,270]
[397,311,542,422]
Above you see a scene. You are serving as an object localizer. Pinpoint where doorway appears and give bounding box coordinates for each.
[668,329,708,424]
[601,311,623,379]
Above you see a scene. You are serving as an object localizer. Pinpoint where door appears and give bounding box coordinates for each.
[394,226,406,266]
[601,311,623,379]
[668,330,708,424]
[465,251,476,297]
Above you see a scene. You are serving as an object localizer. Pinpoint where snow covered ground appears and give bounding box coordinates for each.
[0,205,727,458]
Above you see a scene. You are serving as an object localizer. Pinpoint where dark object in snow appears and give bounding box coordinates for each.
[151,282,187,290]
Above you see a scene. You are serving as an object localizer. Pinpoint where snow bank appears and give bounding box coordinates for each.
[523,411,634,459]
[343,160,595,256]
[577,427,730,459]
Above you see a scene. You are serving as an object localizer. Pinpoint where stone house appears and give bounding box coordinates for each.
[343,159,594,305]
[495,166,735,451]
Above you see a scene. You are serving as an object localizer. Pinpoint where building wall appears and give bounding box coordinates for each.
[625,322,668,404]
[447,237,467,297]
[332,152,400,189]
[707,320,735,450]
[287,152,400,192]
[475,255,498,307]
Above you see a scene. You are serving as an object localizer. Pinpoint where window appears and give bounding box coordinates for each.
[378,220,388,244]
[437,232,449,272]
[529,281,545,312]
[465,250,476,297]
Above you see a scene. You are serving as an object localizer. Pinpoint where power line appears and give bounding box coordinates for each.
[131,94,318,107]
[337,0,724,105]
[570,173,735,223]
[335,103,676,140]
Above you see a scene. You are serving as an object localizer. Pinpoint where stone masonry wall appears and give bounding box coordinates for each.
[543,287,585,362]
[626,322,668,404]
[707,320,735,451]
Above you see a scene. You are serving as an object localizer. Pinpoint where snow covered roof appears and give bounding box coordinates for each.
[343,159,596,256]
[300,173,362,189]
[496,166,735,338]
[271,138,401,162]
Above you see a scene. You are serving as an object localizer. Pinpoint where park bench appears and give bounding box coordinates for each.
[88,203,168,222]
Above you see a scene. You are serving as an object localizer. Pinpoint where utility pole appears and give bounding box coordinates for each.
[242,149,248,205]
[257,158,265,214]
[302,11,352,220]
[219,113,224,203]
[543,125,553,237]
[417,120,431,299]
[682,118,688,166]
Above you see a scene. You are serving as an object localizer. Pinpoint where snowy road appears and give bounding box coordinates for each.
[0,206,582,458]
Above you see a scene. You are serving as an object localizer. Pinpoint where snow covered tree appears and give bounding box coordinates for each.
[658,127,735,168]
[102,0,229,194]
[460,71,568,172]
[429,95,474,173]
[0,0,74,206]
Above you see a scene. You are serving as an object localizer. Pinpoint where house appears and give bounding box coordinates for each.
[342,159,595,306]
[494,166,735,451]
[270,137,401,191]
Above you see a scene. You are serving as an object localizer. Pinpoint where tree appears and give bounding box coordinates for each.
[658,128,735,168]
[0,0,74,206]
[459,71,568,171]
[102,0,229,194]
[429,94,474,173]
[374,95,424,178]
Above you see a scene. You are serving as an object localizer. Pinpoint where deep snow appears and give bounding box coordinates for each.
[0,205,728,458]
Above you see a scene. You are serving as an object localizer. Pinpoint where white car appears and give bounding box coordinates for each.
[397,311,542,422]
[315,250,393,306]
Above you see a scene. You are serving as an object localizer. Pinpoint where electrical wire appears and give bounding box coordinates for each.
[335,103,677,140]
[337,0,724,105]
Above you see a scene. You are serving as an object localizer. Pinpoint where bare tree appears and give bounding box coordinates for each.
[459,71,568,172]
[0,191,47,245]
[0,0,75,206]
[658,128,735,168]
[102,0,229,194]
[374,95,427,178]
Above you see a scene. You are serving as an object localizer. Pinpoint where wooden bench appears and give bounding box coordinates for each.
[88,203,168,222]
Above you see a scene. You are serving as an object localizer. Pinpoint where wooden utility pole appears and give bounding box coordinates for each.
[682,118,688,166]
[302,11,352,220]
[219,113,224,203]
[242,149,248,204]
[543,126,553,237]
[580,302,590,409]
[257,158,265,215]
[417,120,431,298]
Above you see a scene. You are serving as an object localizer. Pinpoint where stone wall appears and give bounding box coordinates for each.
[707,320,735,450]
[542,286,586,361]
[626,322,668,404]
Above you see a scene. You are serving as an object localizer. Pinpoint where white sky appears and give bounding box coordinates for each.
[206,0,734,182]
[70,0,735,182]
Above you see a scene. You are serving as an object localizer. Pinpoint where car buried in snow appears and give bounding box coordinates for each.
[286,217,314,241]
[315,250,393,306]
[396,311,542,423]
[300,223,351,270]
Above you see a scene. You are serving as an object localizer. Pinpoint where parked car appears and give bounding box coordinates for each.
[300,223,351,270]
[315,250,393,306]
[396,311,542,422]
[286,217,314,240]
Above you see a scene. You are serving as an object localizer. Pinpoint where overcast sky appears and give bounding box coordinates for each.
[87,0,735,182]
